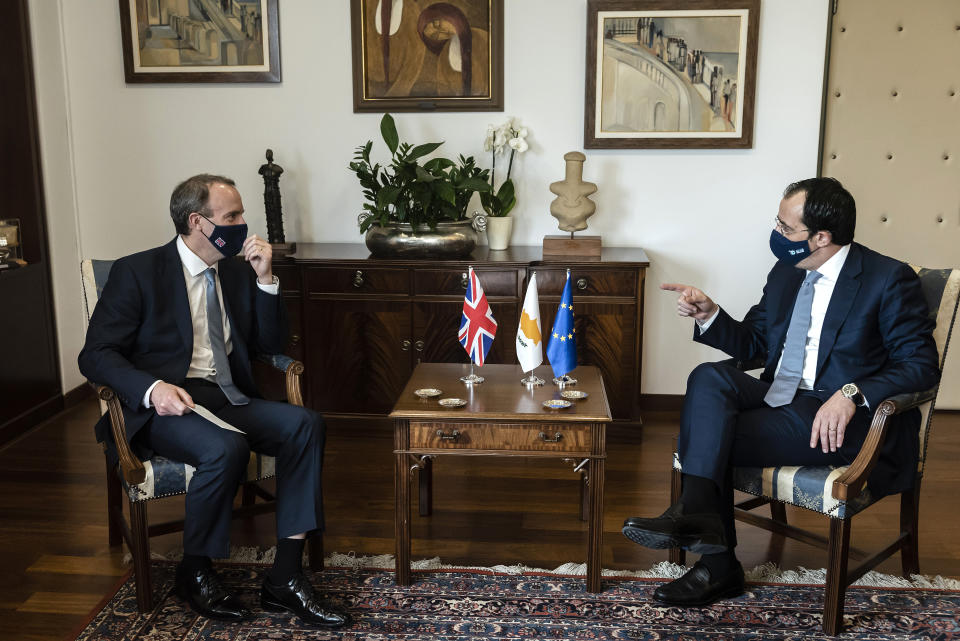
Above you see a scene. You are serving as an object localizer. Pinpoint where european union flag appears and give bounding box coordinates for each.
[546,270,577,378]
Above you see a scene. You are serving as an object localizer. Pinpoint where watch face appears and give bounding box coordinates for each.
[842,383,858,398]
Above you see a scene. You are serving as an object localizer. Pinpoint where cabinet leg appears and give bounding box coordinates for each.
[418,456,433,517]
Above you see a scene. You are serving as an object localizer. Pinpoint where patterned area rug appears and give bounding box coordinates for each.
[75,561,960,640]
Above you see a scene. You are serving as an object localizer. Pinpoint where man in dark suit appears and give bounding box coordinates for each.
[622,177,939,606]
[79,175,348,628]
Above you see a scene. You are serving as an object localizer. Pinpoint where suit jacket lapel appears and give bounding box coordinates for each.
[165,239,194,350]
[815,244,863,377]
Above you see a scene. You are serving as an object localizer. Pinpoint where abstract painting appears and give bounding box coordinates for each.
[584,0,760,149]
[351,0,504,112]
[118,0,280,83]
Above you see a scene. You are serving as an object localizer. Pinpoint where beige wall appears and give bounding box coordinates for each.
[32,0,832,397]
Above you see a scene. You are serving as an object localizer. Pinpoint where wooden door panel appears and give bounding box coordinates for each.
[305,299,411,414]
[414,301,518,366]
[540,302,636,420]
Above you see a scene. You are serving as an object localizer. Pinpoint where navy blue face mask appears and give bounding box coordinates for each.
[202,219,248,258]
[769,229,815,265]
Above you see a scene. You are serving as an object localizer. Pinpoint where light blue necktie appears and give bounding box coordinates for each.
[764,270,822,407]
[204,268,249,405]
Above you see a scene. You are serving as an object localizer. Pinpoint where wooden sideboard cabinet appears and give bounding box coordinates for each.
[271,244,649,422]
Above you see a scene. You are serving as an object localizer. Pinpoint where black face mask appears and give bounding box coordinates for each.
[201,219,248,258]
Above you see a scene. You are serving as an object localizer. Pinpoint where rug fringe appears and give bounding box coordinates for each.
[131,547,960,589]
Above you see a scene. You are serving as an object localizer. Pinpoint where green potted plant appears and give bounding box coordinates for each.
[350,114,491,258]
[481,117,530,251]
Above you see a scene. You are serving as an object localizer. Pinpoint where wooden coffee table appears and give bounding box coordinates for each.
[390,362,612,592]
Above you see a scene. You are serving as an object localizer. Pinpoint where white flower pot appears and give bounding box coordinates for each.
[486,216,513,251]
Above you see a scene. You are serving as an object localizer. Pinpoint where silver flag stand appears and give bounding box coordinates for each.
[553,374,578,388]
[460,363,485,385]
[521,371,545,387]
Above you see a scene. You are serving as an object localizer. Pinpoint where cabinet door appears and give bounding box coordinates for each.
[540,301,637,420]
[305,298,412,414]
[413,301,519,366]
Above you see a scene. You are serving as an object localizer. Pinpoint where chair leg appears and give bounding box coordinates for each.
[129,500,153,613]
[308,532,324,572]
[106,459,123,547]
[823,517,851,635]
[770,501,787,525]
[900,482,921,577]
[241,483,256,507]
[668,464,686,566]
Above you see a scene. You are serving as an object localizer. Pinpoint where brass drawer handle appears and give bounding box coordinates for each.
[576,278,588,290]
[414,340,425,352]
[352,270,364,288]
[461,272,469,289]
[538,431,563,443]
[290,334,301,345]
[436,429,461,441]
[401,339,411,351]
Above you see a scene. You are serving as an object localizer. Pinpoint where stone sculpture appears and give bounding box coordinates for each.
[549,151,597,232]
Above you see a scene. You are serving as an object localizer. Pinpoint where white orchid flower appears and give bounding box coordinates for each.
[483,124,496,152]
[508,137,529,153]
[493,128,509,153]
[516,127,528,139]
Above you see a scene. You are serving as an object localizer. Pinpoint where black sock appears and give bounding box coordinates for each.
[179,553,211,574]
[268,538,306,584]
[680,473,721,514]
[699,550,739,577]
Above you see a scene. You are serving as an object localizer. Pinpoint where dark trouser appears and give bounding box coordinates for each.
[678,362,869,549]
[138,380,325,558]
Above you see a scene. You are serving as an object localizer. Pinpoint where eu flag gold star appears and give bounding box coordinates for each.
[560,336,566,342]
[568,333,573,339]
[553,332,559,338]
[561,303,567,309]
[569,306,573,312]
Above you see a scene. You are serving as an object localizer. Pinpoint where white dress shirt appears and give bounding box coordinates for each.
[697,244,851,391]
[142,236,279,407]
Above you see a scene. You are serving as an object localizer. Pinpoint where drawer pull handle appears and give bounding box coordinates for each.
[352,270,364,288]
[576,278,588,290]
[538,431,563,443]
[436,429,461,441]
[401,339,411,351]
[461,272,469,289]
[414,340,425,352]
[290,334,301,345]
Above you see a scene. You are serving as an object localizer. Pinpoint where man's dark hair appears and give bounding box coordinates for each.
[783,177,856,246]
[170,174,236,235]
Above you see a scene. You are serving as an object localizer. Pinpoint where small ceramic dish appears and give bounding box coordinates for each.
[560,390,588,401]
[542,399,573,410]
[414,388,443,398]
[438,397,467,408]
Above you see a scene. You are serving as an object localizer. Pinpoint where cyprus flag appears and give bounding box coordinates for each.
[516,272,543,372]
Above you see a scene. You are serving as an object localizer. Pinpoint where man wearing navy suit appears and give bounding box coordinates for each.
[622,178,939,606]
[79,175,348,628]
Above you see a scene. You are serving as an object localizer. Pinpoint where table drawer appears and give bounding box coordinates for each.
[409,422,592,452]
[535,269,636,298]
[414,268,517,297]
[304,266,409,295]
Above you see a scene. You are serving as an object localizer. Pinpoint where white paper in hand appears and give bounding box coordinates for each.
[192,404,246,433]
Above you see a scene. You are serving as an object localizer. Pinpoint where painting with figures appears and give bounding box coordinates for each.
[585,0,760,149]
[351,0,504,111]
[118,0,280,82]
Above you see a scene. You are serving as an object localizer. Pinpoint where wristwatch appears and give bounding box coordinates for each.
[841,383,866,407]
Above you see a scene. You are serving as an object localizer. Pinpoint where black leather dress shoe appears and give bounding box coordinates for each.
[622,502,728,554]
[175,565,250,621]
[653,560,745,606]
[261,573,351,628]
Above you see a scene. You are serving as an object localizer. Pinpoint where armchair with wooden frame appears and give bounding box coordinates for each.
[81,259,322,613]
[668,265,960,635]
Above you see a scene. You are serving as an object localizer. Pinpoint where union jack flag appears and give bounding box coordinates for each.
[458,267,498,366]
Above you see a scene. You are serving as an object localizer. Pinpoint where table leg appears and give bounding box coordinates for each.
[418,456,433,517]
[586,455,605,592]
[394,450,411,585]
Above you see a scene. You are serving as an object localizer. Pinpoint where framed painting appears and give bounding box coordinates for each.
[351,0,504,112]
[118,0,281,83]
[584,0,760,149]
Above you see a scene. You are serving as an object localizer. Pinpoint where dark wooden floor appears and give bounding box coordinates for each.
[2,399,958,640]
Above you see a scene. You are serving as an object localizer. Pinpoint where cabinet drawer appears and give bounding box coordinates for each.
[272,264,301,293]
[304,266,409,295]
[409,422,592,452]
[535,269,636,298]
[414,269,517,297]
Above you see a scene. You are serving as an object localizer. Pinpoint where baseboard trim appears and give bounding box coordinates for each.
[638,394,684,412]
[0,393,63,449]
[64,382,94,408]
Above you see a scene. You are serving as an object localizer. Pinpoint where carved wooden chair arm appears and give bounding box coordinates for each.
[96,385,146,486]
[255,353,306,407]
[831,385,938,502]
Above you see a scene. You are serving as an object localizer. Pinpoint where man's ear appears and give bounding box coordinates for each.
[812,230,832,248]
